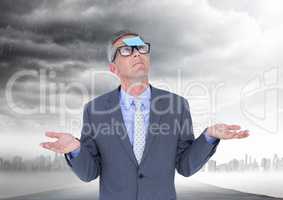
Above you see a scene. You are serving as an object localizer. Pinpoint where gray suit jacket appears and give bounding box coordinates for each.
[64,84,220,200]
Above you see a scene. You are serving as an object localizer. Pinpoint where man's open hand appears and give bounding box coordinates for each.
[40,132,80,154]
[207,124,249,140]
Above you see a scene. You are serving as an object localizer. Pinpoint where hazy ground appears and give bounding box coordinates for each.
[0,171,282,199]
[188,171,283,198]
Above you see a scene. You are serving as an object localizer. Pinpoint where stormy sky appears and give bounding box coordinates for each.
[0,0,283,161]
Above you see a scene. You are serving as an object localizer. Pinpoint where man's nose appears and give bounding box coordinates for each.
[132,47,141,57]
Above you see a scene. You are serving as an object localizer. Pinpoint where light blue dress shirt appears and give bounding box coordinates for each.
[67,86,217,159]
[119,86,151,145]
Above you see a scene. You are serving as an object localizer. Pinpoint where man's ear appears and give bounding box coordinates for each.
[109,63,118,75]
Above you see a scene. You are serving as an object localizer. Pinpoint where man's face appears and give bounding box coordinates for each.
[109,35,150,82]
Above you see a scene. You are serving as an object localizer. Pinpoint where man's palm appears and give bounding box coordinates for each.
[40,132,80,154]
[207,124,249,140]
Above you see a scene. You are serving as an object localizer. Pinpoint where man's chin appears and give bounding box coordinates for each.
[129,73,149,81]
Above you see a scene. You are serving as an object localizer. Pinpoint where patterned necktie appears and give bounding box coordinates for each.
[133,99,146,164]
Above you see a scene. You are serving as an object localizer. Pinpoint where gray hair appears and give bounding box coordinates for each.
[106,30,140,63]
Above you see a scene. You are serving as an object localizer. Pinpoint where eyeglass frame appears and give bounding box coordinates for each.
[112,42,151,62]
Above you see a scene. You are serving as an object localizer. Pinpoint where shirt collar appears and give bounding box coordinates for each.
[120,85,151,110]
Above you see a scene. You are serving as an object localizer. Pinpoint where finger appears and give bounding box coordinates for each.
[45,131,62,138]
[223,131,238,139]
[40,142,64,153]
[228,130,249,139]
[53,142,64,151]
[235,130,250,138]
[225,124,241,130]
[233,134,248,139]
[40,142,56,149]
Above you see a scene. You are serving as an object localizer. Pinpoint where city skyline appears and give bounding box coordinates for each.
[1,153,283,173]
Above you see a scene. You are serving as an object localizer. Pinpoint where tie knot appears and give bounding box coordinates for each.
[133,99,142,111]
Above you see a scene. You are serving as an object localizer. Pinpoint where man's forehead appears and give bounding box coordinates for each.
[123,36,145,46]
[113,35,136,46]
[113,35,145,47]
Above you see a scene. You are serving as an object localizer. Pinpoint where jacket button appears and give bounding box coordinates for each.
[139,174,144,178]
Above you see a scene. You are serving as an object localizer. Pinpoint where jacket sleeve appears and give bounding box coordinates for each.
[64,103,101,182]
[175,98,220,177]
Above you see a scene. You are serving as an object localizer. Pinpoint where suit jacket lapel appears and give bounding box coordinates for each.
[105,84,139,167]
[139,84,162,167]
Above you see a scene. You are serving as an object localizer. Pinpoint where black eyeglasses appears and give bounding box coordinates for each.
[112,43,150,62]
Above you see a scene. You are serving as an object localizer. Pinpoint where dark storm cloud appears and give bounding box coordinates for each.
[0,0,133,45]
[1,0,279,109]
[2,0,280,94]
[0,0,211,70]
[2,0,264,121]
[0,36,105,62]
[0,0,43,18]
[0,56,119,116]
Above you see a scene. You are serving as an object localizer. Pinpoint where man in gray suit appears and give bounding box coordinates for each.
[40,30,249,200]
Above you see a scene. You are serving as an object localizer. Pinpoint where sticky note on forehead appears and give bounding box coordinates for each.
[122,36,145,46]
